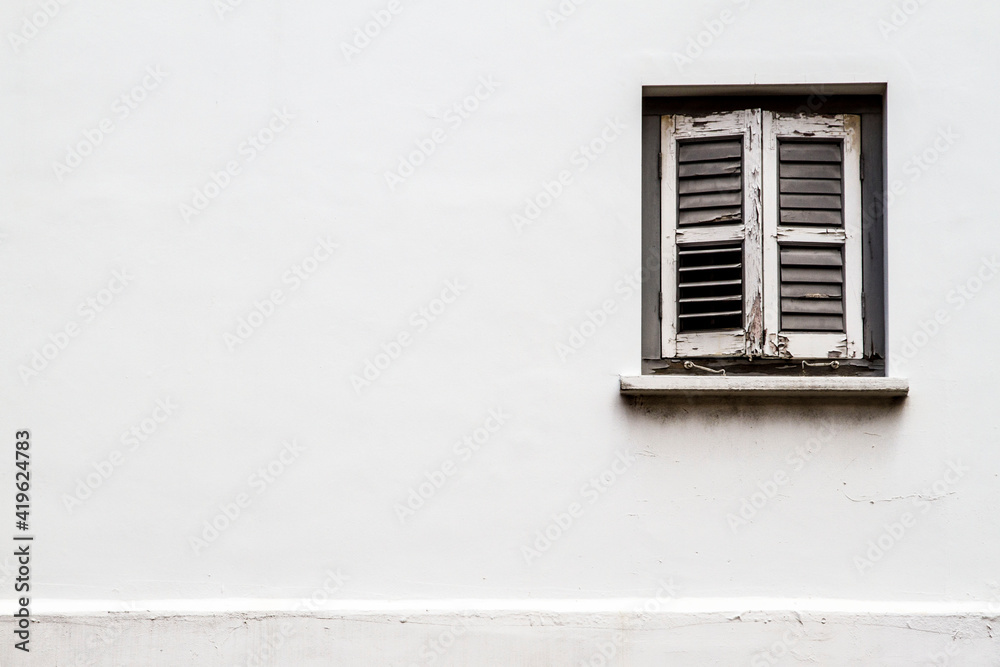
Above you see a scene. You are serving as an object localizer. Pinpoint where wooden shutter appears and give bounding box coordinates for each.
[661,111,763,358]
[762,113,862,359]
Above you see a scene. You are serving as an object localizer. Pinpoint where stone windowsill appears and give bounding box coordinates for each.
[619,375,909,398]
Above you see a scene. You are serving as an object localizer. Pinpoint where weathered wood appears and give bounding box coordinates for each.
[781,299,844,314]
[781,282,843,298]
[679,191,742,209]
[660,115,679,357]
[782,266,843,283]
[780,209,842,226]
[779,142,842,162]
[678,140,741,162]
[840,114,864,358]
[781,314,844,331]
[678,174,741,194]
[678,294,742,303]
[679,262,741,273]
[679,278,741,289]
[780,178,842,194]
[664,110,763,356]
[780,247,843,266]
[780,194,842,210]
[653,102,879,367]
[743,108,764,358]
[675,224,745,245]
[678,160,741,177]
[779,162,842,179]
[678,246,741,256]
[775,226,847,243]
[679,309,742,319]
[675,330,745,357]
[678,206,741,225]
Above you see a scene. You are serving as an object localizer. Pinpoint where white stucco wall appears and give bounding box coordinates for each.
[1,0,999,663]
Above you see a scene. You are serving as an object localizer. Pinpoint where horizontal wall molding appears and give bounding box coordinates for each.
[4,600,995,666]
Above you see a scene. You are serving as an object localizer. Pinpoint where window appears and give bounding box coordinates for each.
[641,87,886,376]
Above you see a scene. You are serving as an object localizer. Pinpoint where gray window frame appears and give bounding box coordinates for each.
[641,85,887,376]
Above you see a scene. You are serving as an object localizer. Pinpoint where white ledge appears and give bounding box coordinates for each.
[620,375,908,398]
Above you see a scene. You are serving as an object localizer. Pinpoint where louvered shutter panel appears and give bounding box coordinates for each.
[677,139,743,226]
[660,111,763,358]
[762,113,862,359]
[778,141,844,227]
[677,244,743,332]
[776,138,846,333]
[676,138,745,333]
[779,246,844,332]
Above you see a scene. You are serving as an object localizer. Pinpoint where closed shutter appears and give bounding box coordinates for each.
[660,111,763,358]
[762,112,862,359]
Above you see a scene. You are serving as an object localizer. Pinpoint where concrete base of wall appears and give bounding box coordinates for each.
[3,599,998,665]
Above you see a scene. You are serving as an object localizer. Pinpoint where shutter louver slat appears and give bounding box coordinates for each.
[779,163,841,179]
[678,160,741,178]
[781,282,843,298]
[778,143,842,162]
[779,194,843,210]
[678,141,742,162]
[779,179,842,194]
[781,315,844,331]
[679,191,743,209]
[679,207,742,225]
[678,174,742,195]
[780,210,842,226]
